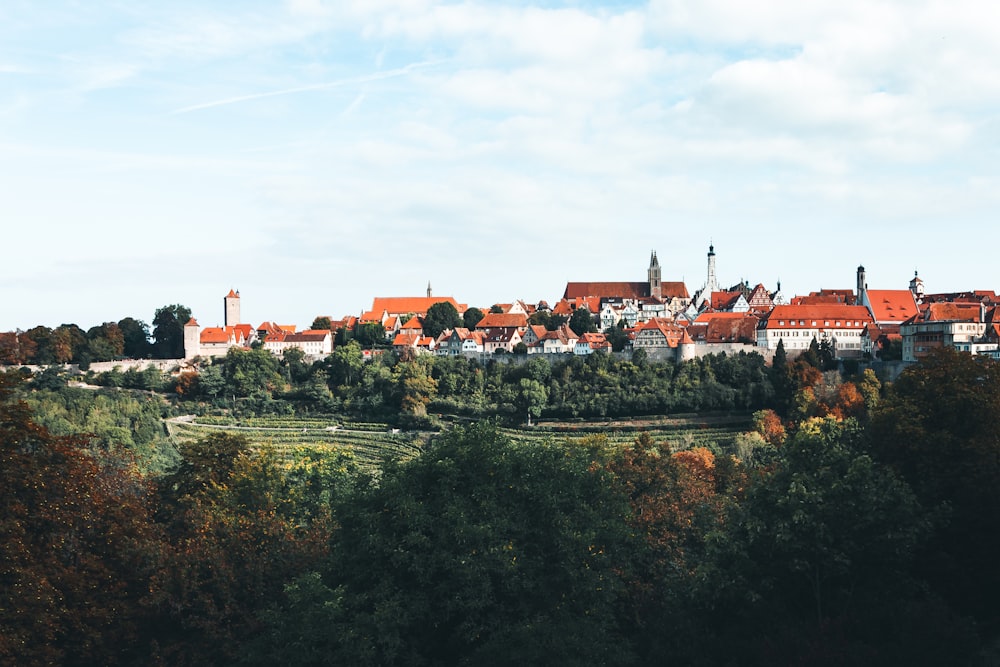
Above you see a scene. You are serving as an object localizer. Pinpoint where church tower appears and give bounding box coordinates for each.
[648,251,662,299]
[427,281,433,298]
[856,265,868,307]
[696,242,720,308]
[224,289,241,327]
[909,270,924,303]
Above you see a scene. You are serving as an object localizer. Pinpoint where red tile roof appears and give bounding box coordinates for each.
[763,305,873,329]
[865,290,919,323]
[564,281,689,300]
[367,296,466,318]
[475,313,528,330]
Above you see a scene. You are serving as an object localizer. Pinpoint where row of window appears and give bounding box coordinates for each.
[776,320,865,327]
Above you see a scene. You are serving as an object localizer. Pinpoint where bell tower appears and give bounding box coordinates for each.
[648,251,662,299]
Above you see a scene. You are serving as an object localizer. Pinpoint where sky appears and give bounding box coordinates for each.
[2,0,999,331]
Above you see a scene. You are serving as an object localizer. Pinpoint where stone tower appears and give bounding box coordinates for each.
[648,251,662,299]
[183,318,200,360]
[224,289,241,327]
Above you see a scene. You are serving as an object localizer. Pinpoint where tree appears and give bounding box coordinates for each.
[569,307,597,336]
[868,347,1000,625]
[311,316,332,331]
[271,423,636,665]
[86,322,125,361]
[0,372,157,666]
[703,417,963,665]
[117,317,151,358]
[152,305,192,359]
[463,307,485,329]
[604,323,629,352]
[514,378,548,425]
[354,322,386,348]
[422,301,462,339]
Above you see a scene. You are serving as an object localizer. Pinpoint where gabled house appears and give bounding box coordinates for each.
[574,332,611,355]
[483,328,522,354]
[474,312,529,332]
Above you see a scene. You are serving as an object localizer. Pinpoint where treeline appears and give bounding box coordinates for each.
[0,304,191,365]
[75,339,869,429]
[4,347,1000,664]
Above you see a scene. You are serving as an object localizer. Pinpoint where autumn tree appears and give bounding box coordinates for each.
[0,372,157,667]
[149,433,333,666]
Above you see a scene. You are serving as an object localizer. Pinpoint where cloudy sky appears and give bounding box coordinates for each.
[2,0,998,331]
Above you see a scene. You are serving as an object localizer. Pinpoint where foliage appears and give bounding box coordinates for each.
[462,306,485,329]
[152,304,192,359]
[257,422,636,665]
[868,347,1000,626]
[569,306,597,336]
[422,301,462,339]
[311,316,332,330]
[0,373,157,667]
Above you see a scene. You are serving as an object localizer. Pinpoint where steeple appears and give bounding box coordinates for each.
[696,242,719,308]
[648,251,662,299]
[909,270,924,303]
[856,265,868,308]
[427,281,432,298]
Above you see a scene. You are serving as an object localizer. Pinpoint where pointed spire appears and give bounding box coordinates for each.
[426,281,432,298]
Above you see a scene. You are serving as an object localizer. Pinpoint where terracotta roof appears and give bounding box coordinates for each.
[200,327,232,344]
[226,289,239,298]
[475,313,528,330]
[693,312,747,324]
[763,305,873,329]
[705,315,759,343]
[401,316,424,330]
[792,290,857,306]
[367,296,466,318]
[865,290,919,323]
[911,302,983,323]
[186,318,199,327]
[564,281,690,300]
[710,291,744,311]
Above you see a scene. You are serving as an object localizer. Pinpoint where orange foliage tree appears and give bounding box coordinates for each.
[0,372,157,667]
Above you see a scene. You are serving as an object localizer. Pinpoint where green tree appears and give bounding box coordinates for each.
[311,316,332,330]
[117,317,151,358]
[422,301,462,339]
[265,423,635,666]
[463,307,485,329]
[868,347,1000,625]
[569,307,597,336]
[354,322,386,348]
[223,347,283,397]
[514,378,548,425]
[152,305,192,359]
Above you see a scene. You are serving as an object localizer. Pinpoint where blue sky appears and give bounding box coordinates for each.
[2,0,998,331]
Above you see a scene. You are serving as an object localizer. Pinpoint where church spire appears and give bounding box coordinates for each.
[427,281,432,298]
[648,251,662,299]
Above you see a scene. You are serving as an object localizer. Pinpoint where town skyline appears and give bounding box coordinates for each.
[3,1,998,330]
